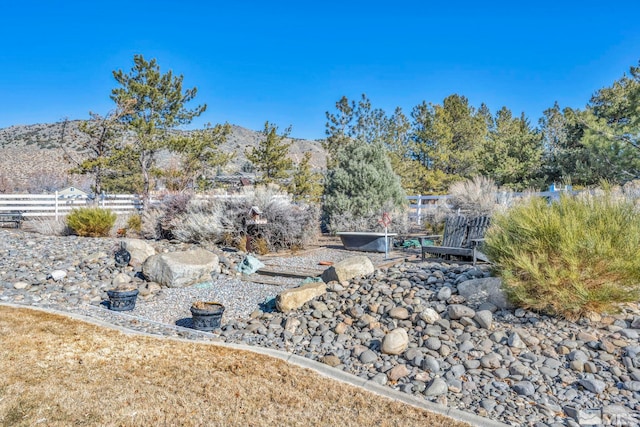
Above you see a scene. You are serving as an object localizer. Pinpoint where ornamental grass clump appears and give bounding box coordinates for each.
[66,207,116,237]
[484,193,640,320]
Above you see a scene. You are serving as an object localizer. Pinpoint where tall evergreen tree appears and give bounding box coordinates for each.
[579,62,640,183]
[538,102,594,186]
[410,95,487,192]
[111,54,206,207]
[324,140,406,231]
[245,121,293,185]
[479,107,543,190]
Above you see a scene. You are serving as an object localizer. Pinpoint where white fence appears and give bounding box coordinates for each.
[407,189,573,225]
[0,192,291,221]
[0,193,142,220]
[406,195,449,225]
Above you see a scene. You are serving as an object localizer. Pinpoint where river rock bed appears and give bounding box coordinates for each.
[1,229,639,427]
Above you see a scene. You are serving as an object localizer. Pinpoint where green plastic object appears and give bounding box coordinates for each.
[402,239,422,248]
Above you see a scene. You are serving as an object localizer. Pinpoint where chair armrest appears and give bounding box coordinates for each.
[469,238,485,247]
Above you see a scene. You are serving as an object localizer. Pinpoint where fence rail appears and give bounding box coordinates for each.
[406,189,573,225]
[0,193,142,220]
[0,190,571,223]
[0,192,291,221]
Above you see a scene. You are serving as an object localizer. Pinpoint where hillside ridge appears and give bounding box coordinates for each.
[0,121,327,192]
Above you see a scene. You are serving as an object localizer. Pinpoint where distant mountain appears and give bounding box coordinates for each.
[0,121,327,192]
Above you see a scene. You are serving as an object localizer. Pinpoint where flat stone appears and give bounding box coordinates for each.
[276,282,327,312]
[321,355,341,367]
[359,350,378,364]
[321,256,374,283]
[49,270,67,281]
[13,281,29,289]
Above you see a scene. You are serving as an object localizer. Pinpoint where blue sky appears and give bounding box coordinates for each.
[1,1,638,140]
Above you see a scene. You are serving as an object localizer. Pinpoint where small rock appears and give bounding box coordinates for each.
[508,332,527,349]
[388,364,410,381]
[49,270,67,281]
[578,378,606,394]
[321,355,341,367]
[388,306,410,320]
[381,328,409,355]
[447,304,475,320]
[13,282,29,290]
[419,308,440,324]
[424,378,448,396]
[513,381,536,396]
[474,310,493,329]
[359,350,378,364]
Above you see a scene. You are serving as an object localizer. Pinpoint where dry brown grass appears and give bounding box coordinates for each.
[0,306,469,427]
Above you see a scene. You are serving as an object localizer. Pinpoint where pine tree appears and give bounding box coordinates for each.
[324,140,406,231]
[245,121,293,185]
[111,54,206,207]
[288,152,323,202]
[168,123,233,191]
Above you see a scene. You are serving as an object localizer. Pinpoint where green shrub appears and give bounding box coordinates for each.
[484,193,640,319]
[323,140,407,232]
[126,213,142,234]
[66,207,116,237]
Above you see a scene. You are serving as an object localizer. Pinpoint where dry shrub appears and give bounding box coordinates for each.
[252,237,269,255]
[448,175,498,215]
[171,187,320,251]
[236,235,247,252]
[141,193,192,240]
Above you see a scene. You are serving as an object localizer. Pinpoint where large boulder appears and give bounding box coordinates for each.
[124,238,157,266]
[457,277,512,309]
[321,255,374,283]
[142,249,219,288]
[276,282,327,312]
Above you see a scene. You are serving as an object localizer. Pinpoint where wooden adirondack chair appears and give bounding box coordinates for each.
[421,215,491,265]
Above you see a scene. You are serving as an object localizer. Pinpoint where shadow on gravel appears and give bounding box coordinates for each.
[175,317,194,328]
[259,297,277,313]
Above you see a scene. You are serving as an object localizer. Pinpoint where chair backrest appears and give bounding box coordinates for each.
[466,216,491,246]
[442,215,468,247]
